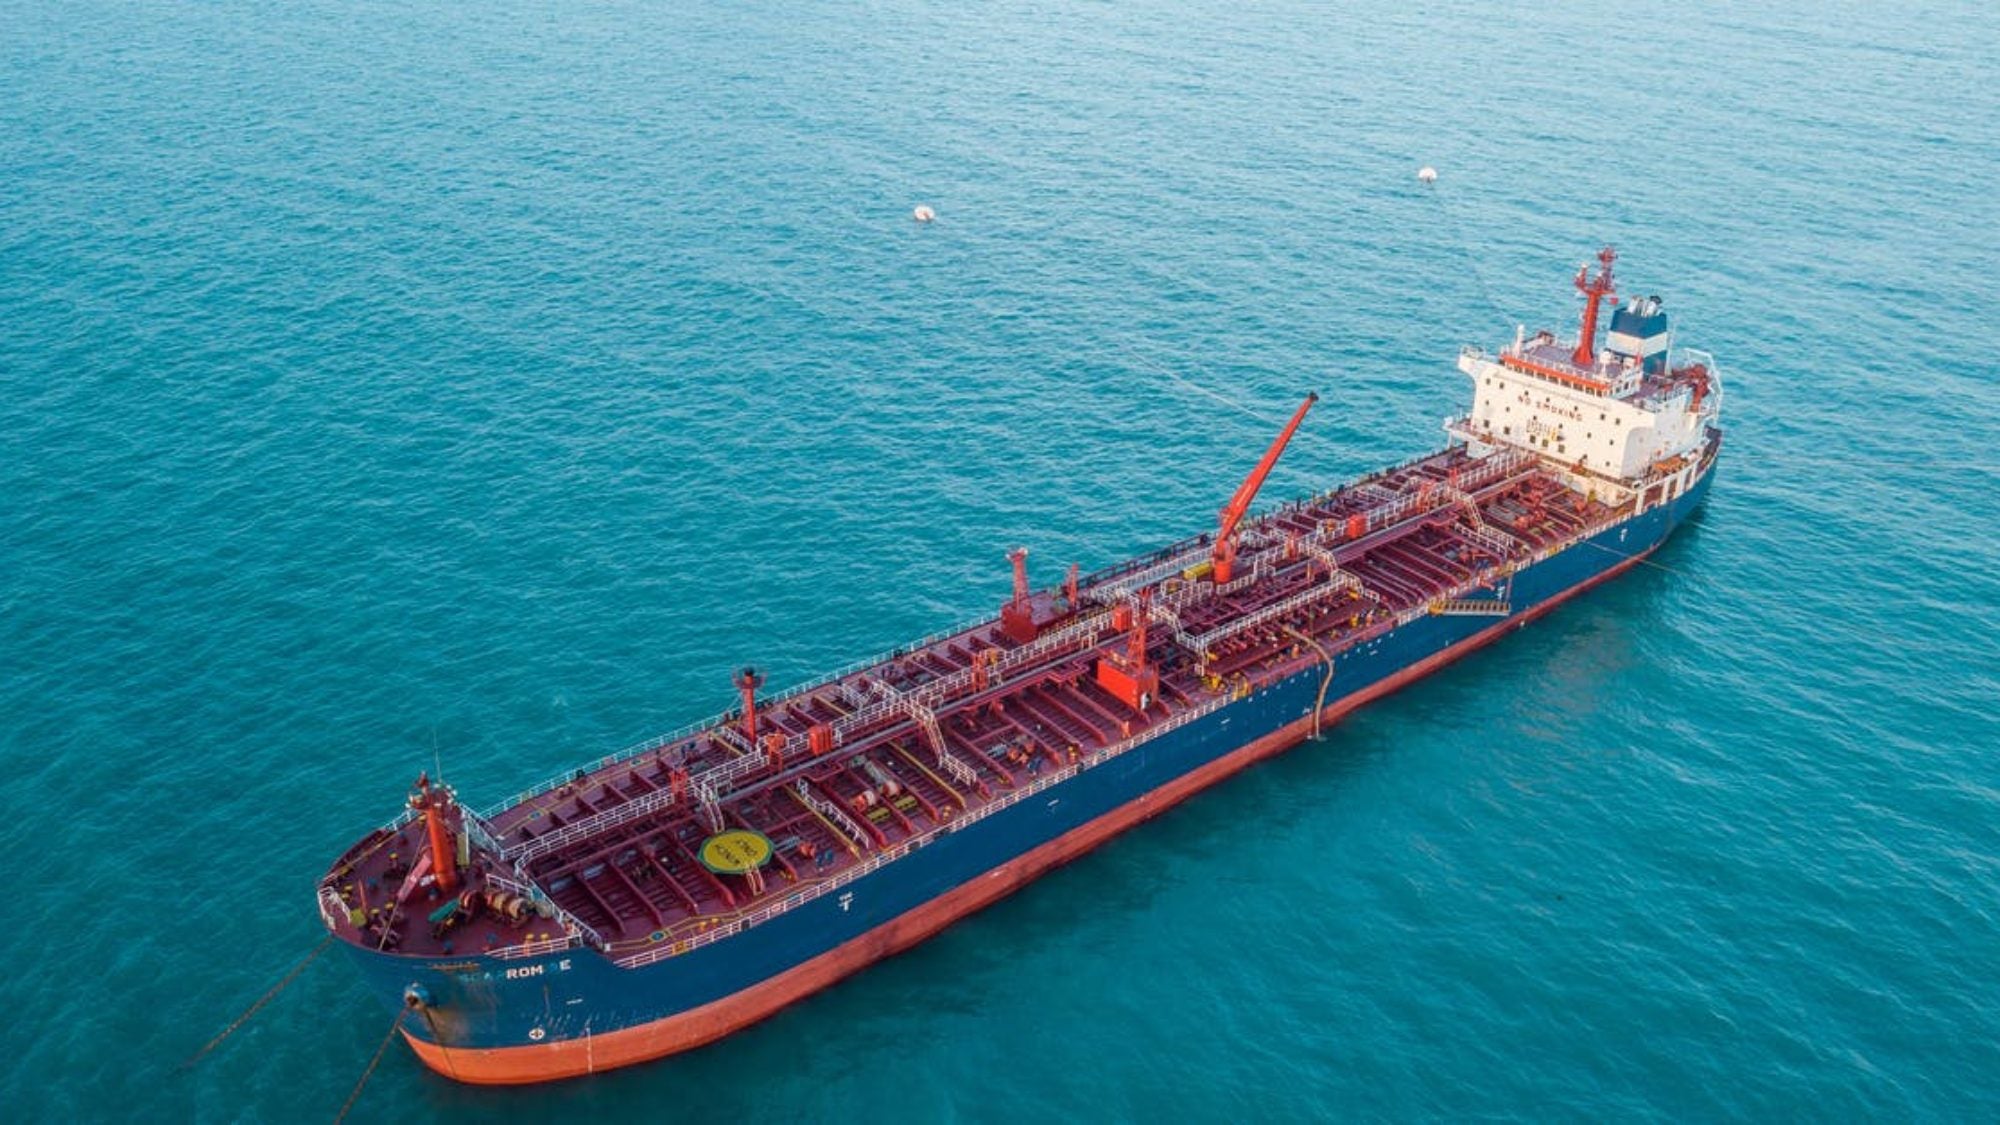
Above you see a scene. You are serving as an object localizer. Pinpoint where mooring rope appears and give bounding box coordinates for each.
[183,934,336,1068]
[418,1006,460,1082]
[1420,176,1517,328]
[1576,536,1702,579]
[334,1011,405,1125]
[1116,341,1278,423]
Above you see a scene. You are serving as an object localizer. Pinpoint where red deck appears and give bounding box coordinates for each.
[320,445,1643,962]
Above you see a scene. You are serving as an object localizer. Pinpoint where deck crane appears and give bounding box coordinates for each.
[1096,392,1317,712]
[1211,392,1318,585]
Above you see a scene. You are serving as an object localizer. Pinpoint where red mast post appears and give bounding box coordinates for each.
[734,666,765,746]
[1128,586,1151,667]
[1571,245,1617,367]
[1001,547,1042,643]
[410,772,459,896]
[1095,587,1159,712]
[1008,548,1031,606]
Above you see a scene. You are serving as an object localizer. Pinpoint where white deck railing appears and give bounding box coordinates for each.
[481,869,606,955]
[474,451,1690,969]
[464,442,1584,880]
[609,687,1236,970]
[1181,579,1360,659]
[507,786,681,865]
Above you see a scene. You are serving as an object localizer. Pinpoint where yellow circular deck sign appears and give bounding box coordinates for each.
[699,829,773,874]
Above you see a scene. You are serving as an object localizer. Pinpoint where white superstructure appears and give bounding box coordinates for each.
[1445,250,1723,513]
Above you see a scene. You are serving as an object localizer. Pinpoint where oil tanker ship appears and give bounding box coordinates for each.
[318,248,1722,1083]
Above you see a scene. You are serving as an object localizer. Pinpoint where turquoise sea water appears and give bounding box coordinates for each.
[5,0,1998,1119]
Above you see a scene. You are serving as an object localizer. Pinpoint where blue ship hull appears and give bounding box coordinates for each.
[337,457,1714,1076]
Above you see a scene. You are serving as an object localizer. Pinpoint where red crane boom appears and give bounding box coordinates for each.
[1212,392,1318,583]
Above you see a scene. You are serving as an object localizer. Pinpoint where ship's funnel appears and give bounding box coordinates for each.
[1606,296,1670,374]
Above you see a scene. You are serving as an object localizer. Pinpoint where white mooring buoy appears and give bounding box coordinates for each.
[912,205,936,223]
[1417,166,1438,184]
